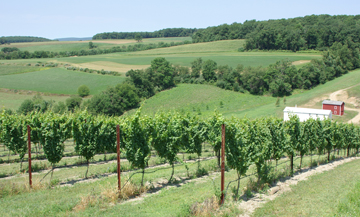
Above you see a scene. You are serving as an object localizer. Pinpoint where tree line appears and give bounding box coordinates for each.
[0,36,54,44]
[192,14,360,51]
[0,40,192,60]
[1,110,359,187]
[92,28,199,40]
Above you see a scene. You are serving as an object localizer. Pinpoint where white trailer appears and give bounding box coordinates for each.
[283,107,332,122]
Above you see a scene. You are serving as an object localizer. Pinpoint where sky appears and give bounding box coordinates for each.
[1,0,359,39]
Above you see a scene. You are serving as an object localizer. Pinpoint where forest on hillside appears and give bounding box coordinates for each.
[0,36,54,44]
[92,28,199,40]
[192,14,360,51]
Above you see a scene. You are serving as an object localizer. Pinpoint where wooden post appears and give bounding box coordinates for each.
[220,124,225,204]
[27,125,32,188]
[116,125,121,192]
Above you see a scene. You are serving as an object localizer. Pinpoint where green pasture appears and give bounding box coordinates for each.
[0,68,125,95]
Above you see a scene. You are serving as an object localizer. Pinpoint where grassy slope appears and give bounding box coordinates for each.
[346,84,360,99]
[130,69,360,122]
[0,68,125,95]
[129,84,275,117]
[337,180,360,215]
[253,158,360,216]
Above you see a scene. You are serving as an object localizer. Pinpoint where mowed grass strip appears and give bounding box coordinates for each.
[253,158,360,217]
[0,68,125,95]
[0,65,43,76]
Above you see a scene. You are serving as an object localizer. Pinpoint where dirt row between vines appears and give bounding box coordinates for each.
[238,156,360,217]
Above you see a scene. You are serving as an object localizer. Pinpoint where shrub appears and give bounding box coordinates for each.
[66,96,82,111]
[17,99,34,114]
[77,85,90,97]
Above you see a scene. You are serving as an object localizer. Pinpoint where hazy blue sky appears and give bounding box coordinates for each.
[1,0,359,39]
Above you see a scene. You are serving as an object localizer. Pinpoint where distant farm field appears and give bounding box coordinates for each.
[0,39,321,74]
[0,64,43,76]
[0,68,125,95]
[0,37,192,53]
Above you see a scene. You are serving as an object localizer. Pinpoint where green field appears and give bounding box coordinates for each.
[0,68,125,95]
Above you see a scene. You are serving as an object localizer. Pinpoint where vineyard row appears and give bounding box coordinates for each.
[1,110,359,187]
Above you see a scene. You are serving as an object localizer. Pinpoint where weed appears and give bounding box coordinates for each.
[244,187,253,198]
[50,179,60,187]
[196,167,208,177]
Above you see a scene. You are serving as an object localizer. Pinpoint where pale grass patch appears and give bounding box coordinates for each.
[0,178,47,197]
[190,196,220,216]
[118,180,148,200]
[73,193,98,212]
